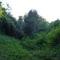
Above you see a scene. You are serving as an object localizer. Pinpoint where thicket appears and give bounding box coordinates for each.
[0,2,60,60]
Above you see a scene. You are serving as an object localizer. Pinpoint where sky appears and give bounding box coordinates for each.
[1,0,60,22]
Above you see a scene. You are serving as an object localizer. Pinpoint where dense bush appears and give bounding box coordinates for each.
[47,27,60,47]
[0,34,33,60]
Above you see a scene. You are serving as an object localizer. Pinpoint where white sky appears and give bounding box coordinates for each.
[1,0,60,22]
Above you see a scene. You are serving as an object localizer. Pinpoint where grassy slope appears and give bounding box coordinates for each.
[0,34,32,60]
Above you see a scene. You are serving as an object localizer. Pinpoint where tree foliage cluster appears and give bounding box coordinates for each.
[0,2,50,38]
[0,2,60,60]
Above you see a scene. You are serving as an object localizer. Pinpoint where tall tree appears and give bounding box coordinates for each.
[24,10,48,36]
[15,16,24,38]
[24,10,40,36]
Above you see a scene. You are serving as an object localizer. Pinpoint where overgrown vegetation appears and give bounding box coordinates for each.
[0,2,60,60]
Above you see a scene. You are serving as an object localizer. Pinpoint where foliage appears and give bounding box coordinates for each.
[47,27,60,47]
[0,34,32,60]
[49,19,60,31]
[0,2,6,17]
[15,16,24,38]
[0,2,60,60]
[20,32,47,50]
[23,10,48,36]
